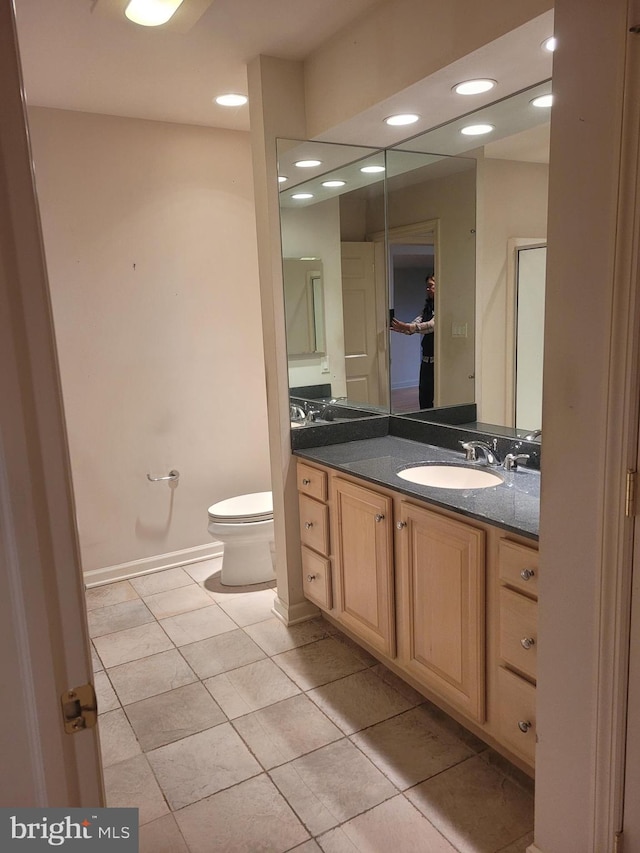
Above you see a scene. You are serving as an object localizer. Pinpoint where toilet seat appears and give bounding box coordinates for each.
[207,491,273,525]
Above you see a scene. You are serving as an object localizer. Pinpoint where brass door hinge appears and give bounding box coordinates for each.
[61,683,97,734]
[614,829,624,853]
[625,470,637,517]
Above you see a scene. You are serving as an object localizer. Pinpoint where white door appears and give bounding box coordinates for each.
[515,245,546,431]
[341,242,383,405]
[0,5,103,807]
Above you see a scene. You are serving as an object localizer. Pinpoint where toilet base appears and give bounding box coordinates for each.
[219,538,275,586]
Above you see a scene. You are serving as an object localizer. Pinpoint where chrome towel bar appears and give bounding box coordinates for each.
[147,470,179,483]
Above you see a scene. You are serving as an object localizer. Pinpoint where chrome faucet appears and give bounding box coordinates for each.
[460,439,501,466]
[289,403,306,423]
[522,429,542,441]
[503,452,530,471]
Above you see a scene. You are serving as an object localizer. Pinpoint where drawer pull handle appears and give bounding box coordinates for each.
[520,637,536,650]
[520,568,536,581]
[518,720,532,733]
[375,514,385,522]
[396,521,407,530]
[304,522,314,529]
[302,478,311,485]
[306,574,317,582]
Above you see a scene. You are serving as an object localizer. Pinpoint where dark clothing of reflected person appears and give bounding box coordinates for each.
[390,275,436,409]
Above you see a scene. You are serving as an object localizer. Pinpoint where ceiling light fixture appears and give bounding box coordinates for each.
[215,94,248,107]
[278,176,288,183]
[460,124,494,136]
[454,79,496,95]
[322,180,346,188]
[384,114,420,126]
[294,160,322,168]
[360,165,385,173]
[531,94,553,108]
[543,36,557,52]
[291,193,314,200]
[124,0,185,27]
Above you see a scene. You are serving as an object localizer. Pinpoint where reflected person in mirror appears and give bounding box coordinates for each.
[390,274,436,408]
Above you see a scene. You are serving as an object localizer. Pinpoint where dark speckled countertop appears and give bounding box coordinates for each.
[294,435,540,540]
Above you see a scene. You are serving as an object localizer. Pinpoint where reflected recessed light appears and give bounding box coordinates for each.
[460,124,494,136]
[384,113,420,126]
[300,257,319,261]
[291,193,314,200]
[278,176,288,183]
[454,79,496,95]
[215,93,248,107]
[124,0,184,26]
[322,180,346,188]
[360,165,385,173]
[531,94,553,108]
[294,159,322,168]
[543,36,557,52]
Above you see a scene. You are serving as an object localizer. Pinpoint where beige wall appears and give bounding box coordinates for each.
[476,157,549,424]
[27,108,271,574]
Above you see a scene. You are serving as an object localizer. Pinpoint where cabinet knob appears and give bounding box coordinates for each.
[520,637,536,650]
[375,514,385,523]
[302,478,311,485]
[520,568,535,581]
[518,720,532,733]
[306,574,317,582]
[396,521,407,530]
[304,521,313,529]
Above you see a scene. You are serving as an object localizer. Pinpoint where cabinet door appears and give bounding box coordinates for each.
[332,478,395,657]
[397,502,486,722]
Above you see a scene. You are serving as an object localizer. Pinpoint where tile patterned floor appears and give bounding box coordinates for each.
[88,558,535,853]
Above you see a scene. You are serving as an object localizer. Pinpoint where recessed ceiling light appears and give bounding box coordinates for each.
[531,94,553,108]
[460,124,494,136]
[124,0,184,26]
[360,165,385,173]
[278,176,288,183]
[384,114,420,126]
[215,93,248,107]
[453,79,496,95]
[291,193,314,200]
[294,160,322,168]
[322,180,346,188]
[543,36,557,52]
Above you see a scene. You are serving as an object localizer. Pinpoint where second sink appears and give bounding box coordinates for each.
[397,464,503,490]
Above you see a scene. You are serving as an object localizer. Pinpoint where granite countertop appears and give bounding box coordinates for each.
[294,435,540,540]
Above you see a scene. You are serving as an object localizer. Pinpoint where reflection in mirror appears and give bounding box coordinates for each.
[284,260,325,356]
[514,244,546,431]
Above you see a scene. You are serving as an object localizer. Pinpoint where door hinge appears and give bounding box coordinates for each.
[614,829,624,853]
[61,683,97,734]
[625,470,637,517]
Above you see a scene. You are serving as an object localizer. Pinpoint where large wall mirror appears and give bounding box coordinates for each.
[278,79,551,433]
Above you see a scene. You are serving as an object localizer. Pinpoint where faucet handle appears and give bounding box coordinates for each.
[504,453,530,471]
[460,441,477,461]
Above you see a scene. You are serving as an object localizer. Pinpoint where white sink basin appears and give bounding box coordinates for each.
[397,464,503,489]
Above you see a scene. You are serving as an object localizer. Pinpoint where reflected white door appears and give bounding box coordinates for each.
[515,246,546,431]
[341,242,381,404]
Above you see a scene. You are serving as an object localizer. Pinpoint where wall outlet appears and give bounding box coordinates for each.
[321,357,330,374]
[452,322,468,338]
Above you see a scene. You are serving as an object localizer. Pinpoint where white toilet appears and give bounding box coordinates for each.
[207,491,275,586]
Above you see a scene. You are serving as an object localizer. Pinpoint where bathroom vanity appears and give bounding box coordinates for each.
[293,434,540,776]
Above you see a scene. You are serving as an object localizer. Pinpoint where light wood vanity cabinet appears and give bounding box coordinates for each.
[295,458,539,774]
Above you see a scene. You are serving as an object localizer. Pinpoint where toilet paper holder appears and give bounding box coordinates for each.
[147,470,180,483]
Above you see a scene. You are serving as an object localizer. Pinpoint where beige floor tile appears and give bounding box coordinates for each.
[497,831,535,853]
[139,814,189,853]
[147,723,261,810]
[159,604,236,646]
[350,705,476,789]
[129,567,194,597]
[125,681,226,751]
[216,587,277,626]
[232,693,343,769]
[91,642,104,673]
[318,796,457,853]
[85,580,139,611]
[175,774,309,853]
[308,669,417,734]
[93,622,174,668]
[290,842,324,853]
[183,557,223,584]
[103,753,169,826]
[179,628,265,679]
[406,754,534,853]
[203,658,300,718]
[203,572,274,601]
[273,637,371,690]
[270,739,396,836]
[95,670,120,714]
[88,599,155,639]
[108,649,197,705]
[98,709,142,768]
[143,585,215,619]
[244,616,332,656]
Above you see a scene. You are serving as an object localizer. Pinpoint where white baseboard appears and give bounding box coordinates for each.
[83,542,224,588]
[272,595,319,625]
[526,844,543,853]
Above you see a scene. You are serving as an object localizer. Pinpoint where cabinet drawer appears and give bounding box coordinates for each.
[495,666,536,767]
[297,463,328,502]
[302,547,332,610]
[498,539,539,597]
[299,494,330,555]
[499,587,538,681]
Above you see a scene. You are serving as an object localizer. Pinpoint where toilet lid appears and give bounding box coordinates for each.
[208,491,273,524]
